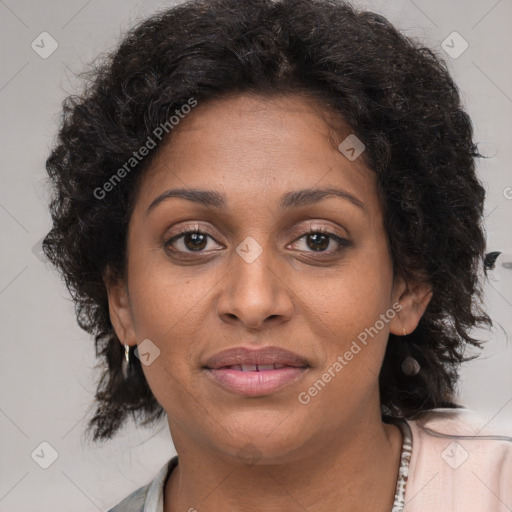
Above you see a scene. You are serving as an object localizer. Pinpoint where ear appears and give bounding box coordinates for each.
[104,268,137,347]
[389,273,433,336]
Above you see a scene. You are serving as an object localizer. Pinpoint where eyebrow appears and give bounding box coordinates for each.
[146,186,366,215]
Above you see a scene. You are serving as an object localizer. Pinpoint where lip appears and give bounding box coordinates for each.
[204,346,309,369]
[203,346,310,397]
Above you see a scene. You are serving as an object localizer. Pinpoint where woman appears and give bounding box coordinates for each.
[42,0,512,510]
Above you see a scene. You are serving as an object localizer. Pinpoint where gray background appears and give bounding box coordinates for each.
[1,0,511,510]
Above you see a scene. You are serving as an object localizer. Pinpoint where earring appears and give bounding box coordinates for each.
[401,325,420,376]
[402,356,420,376]
[122,344,130,378]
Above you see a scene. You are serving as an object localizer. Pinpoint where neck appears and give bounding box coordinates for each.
[164,410,403,512]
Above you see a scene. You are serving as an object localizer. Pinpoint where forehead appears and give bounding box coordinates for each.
[133,93,380,217]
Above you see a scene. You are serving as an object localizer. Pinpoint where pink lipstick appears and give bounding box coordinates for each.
[203,346,309,396]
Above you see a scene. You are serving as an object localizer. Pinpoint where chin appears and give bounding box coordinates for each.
[211,421,307,465]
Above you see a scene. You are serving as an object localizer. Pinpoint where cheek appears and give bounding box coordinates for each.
[125,258,205,390]
[127,254,208,337]
[126,266,202,417]
[295,276,393,422]
[315,253,393,332]
[309,247,394,376]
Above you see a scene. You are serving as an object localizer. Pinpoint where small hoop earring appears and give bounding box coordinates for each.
[122,344,130,378]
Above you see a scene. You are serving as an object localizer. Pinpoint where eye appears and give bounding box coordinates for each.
[289,228,350,254]
[163,224,351,259]
[164,226,223,256]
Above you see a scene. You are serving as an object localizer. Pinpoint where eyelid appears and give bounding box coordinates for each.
[164,222,222,241]
[165,221,347,242]
[288,227,350,254]
[165,224,224,246]
[293,221,348,237]
[163,221,351,258]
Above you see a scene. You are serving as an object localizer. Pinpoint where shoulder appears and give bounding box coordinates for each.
[403,408,512,512]
[107,457,178,512]
[107,483,149,512]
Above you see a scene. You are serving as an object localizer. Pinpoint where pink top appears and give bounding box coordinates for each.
[403,409,512,511]
[108,408,512,512]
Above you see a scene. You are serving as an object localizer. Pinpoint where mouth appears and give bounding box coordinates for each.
[203,346,309,370]
[203,346,310,396]
[214,363,300,371]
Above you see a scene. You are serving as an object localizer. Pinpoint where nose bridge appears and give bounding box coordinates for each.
[232,235,278,303]
[217,233,292,328]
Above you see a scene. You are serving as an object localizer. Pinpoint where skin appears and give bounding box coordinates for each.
[106,93,432,512]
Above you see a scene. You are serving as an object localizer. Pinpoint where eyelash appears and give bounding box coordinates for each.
[163,225,350,258]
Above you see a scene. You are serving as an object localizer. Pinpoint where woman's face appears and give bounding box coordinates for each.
[108,93,431,462]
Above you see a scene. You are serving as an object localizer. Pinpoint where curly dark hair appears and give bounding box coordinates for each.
[43,0,494,442]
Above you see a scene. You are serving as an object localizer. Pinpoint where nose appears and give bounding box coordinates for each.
[216,240,294,331]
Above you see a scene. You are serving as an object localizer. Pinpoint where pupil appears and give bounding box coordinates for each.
[182,232,329,252]
[185,233,207,251]
[308,233,328,251]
